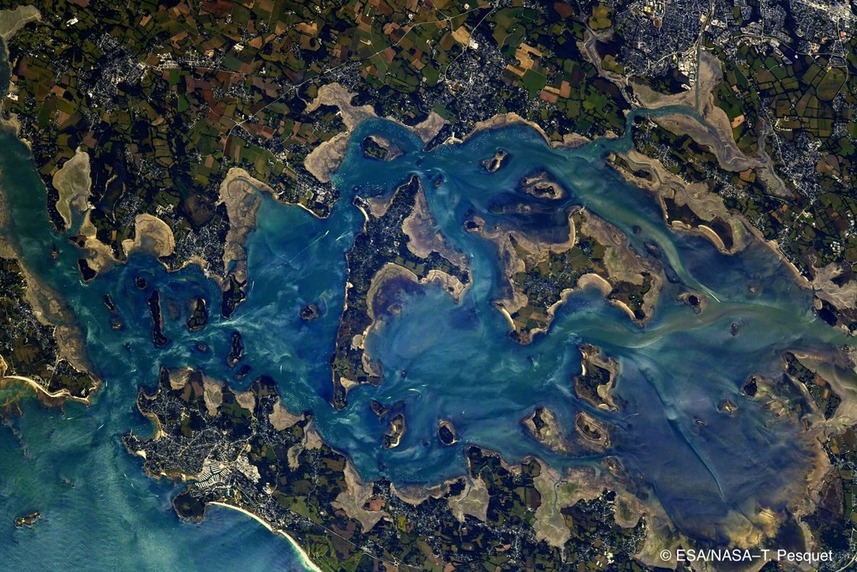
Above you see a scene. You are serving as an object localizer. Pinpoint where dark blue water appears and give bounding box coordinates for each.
[0,111,851,567]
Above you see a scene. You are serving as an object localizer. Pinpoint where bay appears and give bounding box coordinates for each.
[0,107,852,564]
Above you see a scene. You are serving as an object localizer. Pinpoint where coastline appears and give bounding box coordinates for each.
[363,261,469,339]
[0,166,101,403]
[0,1,850,566]
[493,270,646,343]
[483,206,661,342]
[0,6,41,43]
[608,149,749,256]
[51,147,91,229]
[0,374,94,405]
[519,273,640,337]
[303,82,447,184]
[460,111,594,149]
[207,502,323,572]
[141,410,165,440]
[763,238,811,287]
[607,147,826,298]
[217,168,268,282]
[121,214,176,259]
[0,115,27,149]
[670,220,728,254]
[0,7,40,151]
[302,86,594,193]
[578,273,640,323]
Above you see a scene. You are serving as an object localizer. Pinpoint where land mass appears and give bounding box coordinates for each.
[469,205,663,344]
[573,344,620,412]
[330,175,470,410]
[2,1,857,569]
[124,367,653,572]
[0,256,98,407]
[0,179,98,408]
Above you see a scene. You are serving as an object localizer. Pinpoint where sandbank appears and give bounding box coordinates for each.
[52,148,91,229]
[0,373,92,405]
[122,214,176,259]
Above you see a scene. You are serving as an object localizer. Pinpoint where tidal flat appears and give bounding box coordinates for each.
[0,114,854,568]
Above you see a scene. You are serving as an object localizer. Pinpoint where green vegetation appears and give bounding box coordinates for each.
[706,40,857,275]
[126,370,648,571]
[483,209,658,344]
[572,344,617,411]
[0,257,96,401]
[0,0,629,284]
[490,3,627,136]
[331,176,469,409]
[807,426,857,553]
[588,4,613,31]
[783,352,841,420]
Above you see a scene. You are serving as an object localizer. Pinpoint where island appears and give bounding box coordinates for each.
[522,406,570,454]
[481,149,510,173]
[469,206,663,344]
[572,344,620,412]
[14,511,40,528]
[124,367,653,571]
[437,419,458,446]
[331,176,470,410]
[382,413,407,450]
[519,170,568,200]
[2,0,857,569]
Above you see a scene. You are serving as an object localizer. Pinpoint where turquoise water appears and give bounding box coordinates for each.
[0,108,853,567]
[0,134,312,570]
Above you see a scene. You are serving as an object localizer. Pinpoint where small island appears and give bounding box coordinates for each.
[14,511,40,528]
[519,170,567,200]
[677,291,706,314]
[382,413,407,449]
[369,399,389,419]
[146,289,170,348]
[522,406,570,454]
[360,135,403,161]
[437,419,458,446]
[481,148,510,173]
[186,296,209,332]
[572,344,620,412]
[124,367,649,571]
[575,412,611,451]
[299,303,321,322]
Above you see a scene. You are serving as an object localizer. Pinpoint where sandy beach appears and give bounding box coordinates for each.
[609,149,750,256]
[208,502,322,572]
[461,112,593,150]
[0,374,94,405]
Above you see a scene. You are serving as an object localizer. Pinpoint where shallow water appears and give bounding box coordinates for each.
[0,110,852,566]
